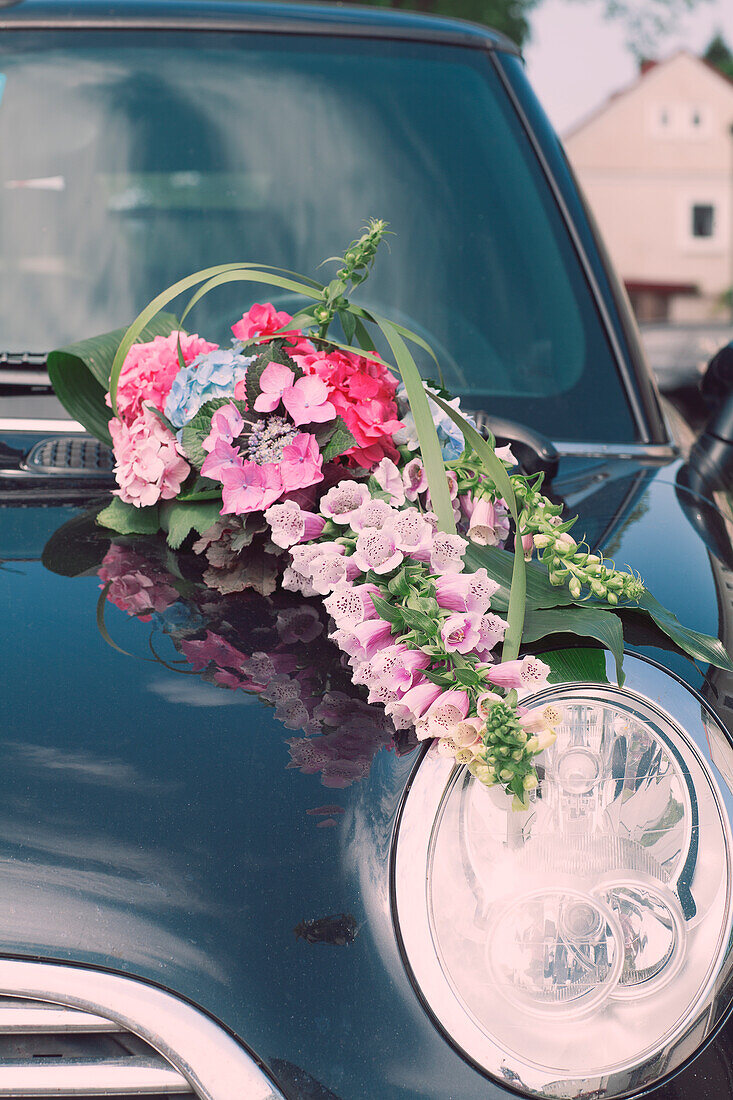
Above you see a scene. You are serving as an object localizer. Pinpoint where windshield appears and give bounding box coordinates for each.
[0,29,636,441]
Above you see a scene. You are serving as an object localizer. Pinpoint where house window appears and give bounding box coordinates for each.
[691,109,702,128]
[691,204,715,238]
[659,107,670,127]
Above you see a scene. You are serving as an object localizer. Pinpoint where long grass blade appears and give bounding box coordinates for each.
[377,320,455,535]
[345,303,440,367]
[180,270,323,327]
[109,263,324,415]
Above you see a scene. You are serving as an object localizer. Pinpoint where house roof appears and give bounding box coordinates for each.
[563,48,733,141]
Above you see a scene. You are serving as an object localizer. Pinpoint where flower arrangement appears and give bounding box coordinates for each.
[48,220,733,809]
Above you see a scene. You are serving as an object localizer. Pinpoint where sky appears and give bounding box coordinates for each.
[523,0,733,135]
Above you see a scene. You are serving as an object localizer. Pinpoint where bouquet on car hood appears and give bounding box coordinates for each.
[48,220,733,808]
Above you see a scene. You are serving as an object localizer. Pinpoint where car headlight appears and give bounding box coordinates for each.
[392,654,733,1098]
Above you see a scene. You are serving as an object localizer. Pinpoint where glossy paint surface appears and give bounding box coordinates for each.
[0,455,732,1099]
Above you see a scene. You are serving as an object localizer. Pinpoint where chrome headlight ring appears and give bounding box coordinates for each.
[391,653,733,1099]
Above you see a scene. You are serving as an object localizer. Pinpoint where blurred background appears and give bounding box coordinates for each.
[342,0,733,415]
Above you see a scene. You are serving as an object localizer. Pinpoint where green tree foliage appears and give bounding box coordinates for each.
[704,32,733,80]
[341,0,710,53]
[342,0,537,49]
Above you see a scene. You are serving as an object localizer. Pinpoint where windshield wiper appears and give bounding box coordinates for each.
[0,352,53,393]
[472,412,559,480]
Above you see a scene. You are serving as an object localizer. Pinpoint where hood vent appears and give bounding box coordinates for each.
[0,996,192,1096]
[23,437,114,478]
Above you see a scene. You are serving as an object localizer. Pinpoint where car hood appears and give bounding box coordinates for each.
[0,454,731,1099]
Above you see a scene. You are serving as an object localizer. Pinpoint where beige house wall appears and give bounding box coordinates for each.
[566,52,733,320]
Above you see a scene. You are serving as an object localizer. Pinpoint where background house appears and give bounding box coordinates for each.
[565,51,733,323]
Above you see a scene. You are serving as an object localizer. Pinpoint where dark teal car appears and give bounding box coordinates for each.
[2,3,733,1098]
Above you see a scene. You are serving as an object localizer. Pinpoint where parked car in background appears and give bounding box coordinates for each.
[639,320,733,432]
[2,3,733,1099]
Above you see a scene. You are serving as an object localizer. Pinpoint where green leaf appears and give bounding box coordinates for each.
[41,513,110,577]
[96,497,161,535]
[45,362,111,444]
[160,499,223,550]
[47,312,180,444]
[422,668,454,687]
[376,319,456,536]
[352,316,377,353]
[320,418,356,462]
[340,308,357,345]
[146,404,178,435]
[465,544,579,612]
[399,605,437,635]
[386,569,414,600]
[523,608,626,686]
[453,667,481,688]
[406,595,439,616]
[543,648,610,685]
[370,594,405,627]
[639,590,733,672]
[180,398,248,469]
[430,392,526,664]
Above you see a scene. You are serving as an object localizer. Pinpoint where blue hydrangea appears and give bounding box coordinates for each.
[393,383,473,461]
[150,602,206,635]
[164,348,255,429]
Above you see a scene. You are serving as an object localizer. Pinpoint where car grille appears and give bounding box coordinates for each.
[0,995,192,1096]
[0,959,285,1100]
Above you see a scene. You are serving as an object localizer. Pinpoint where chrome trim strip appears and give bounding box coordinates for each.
[0,418,86,434]
[0,369,51,386]
[0,1055,192,1095]
[0,960,285,1100]
[554,441,678,461]
[0,13,521,54]
[0,999,123,1033]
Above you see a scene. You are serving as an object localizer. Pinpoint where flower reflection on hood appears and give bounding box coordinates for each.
[92,531,413,807]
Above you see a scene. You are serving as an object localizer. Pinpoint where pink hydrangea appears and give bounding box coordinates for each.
[109,407,190,508]
[97,545,178,621]
[180,630,248,672]
[294,348,403,468]
[113,332,217,424]
[219,460,283,515]
[280,433,323,491]
[281,375,337,426]
[253,361,295,413]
